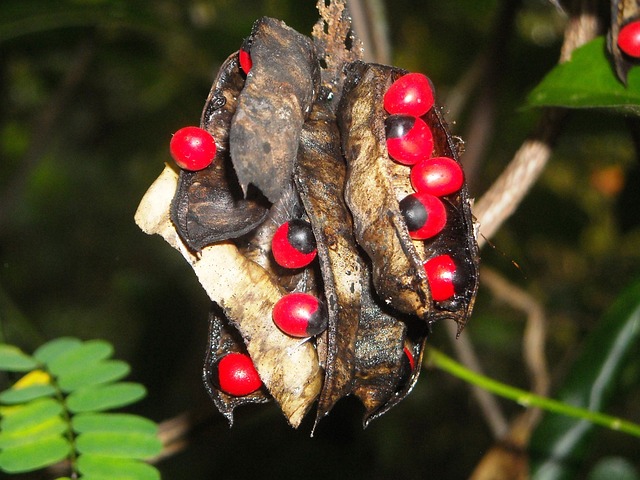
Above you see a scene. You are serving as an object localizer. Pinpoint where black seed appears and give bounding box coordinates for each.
[399,195,427,231]
[287,219,316,254]
[385,115,415,139]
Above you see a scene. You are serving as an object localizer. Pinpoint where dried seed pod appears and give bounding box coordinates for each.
[230,17,321,203]
[295,100,415,427]
[171,54,268,251]
[338,61,433,318]
[338,61,479,332]
[135,166,323,427]
[203,308,270,425]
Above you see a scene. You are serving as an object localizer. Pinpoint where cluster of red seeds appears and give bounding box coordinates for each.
[383,73,465,303]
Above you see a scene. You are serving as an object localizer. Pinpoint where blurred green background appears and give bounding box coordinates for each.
[1,0,640,478]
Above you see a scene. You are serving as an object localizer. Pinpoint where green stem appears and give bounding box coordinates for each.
[425,347,640,437]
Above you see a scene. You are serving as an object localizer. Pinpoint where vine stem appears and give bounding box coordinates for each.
[425,347,640,438]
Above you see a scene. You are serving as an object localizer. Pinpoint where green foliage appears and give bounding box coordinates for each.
[0,338,162,478]
[528,37,640,114]
[529,279,640,479]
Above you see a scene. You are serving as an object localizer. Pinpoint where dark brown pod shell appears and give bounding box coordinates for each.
[230,17,321,203]
[171,54,268,251]
[338,61,433,318]
[202,307,270,426]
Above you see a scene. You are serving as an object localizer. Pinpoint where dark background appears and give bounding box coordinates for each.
[1,0,639,478]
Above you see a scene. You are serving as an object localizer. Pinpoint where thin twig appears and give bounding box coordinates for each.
[445,320,510,438]
[473,0,600,247]
[347,0,391,64]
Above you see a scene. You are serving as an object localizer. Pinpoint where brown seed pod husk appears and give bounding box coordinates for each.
[230,17,321,204]
[171,54,268,251]
[135,166,322,428]
[338,61,432,318]
[202,307,271,426]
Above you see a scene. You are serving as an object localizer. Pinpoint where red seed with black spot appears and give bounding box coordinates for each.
[272,219,317,269]
[384,73,435,117]
[424,254,457,301]
[385,115,434,165]
[618,20,640,58]
[217,352,262,396]
[399,192,447,240]
[272,292,327,338]
[411,156,464,197]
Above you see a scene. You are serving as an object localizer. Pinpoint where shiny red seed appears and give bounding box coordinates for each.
[618,21,640,58]
[217,352,262,396]
[272,220,317,269]
[424,254,457,301]
[385,115,434,165]
[170,126,216,171]
[410,156,464,196]
[272,292,327,338]
[384,73,435,117]
[399,192,447,240]
[239,48,253,73]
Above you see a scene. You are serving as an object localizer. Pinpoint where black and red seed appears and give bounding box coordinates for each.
[410,156,464,197]
[399,192,447,240]
[272,219,317,269]
[272,292,327,338]
[385,115,434,165]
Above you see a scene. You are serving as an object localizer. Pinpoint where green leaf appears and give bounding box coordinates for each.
[0,384,56,404]
[77,454,161,480]
[0,344,38,372]
[76,431,162,459]
[0,415,67,448]
[0,435,70,473]
[530,279,640,479]
[33,337,82,364]
[587,457,639,480]
[46,339,113,378]
[73,412,158,436]
[527,36,640,115]
[58,359,130,392]
[0,397,63,432]
[66,382,146,413]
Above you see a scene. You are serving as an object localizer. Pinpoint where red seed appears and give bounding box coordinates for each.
[424,255,457,301]
[272,293,327,338]
[399,192,447,240]
[217,353,262,396]
[618,20,640,58]
[272,220,317,269]
[384,73,435,117]
[410,156,464,196]
[239,48,253,73]
[385,115,434,165]
[170,126,216,171]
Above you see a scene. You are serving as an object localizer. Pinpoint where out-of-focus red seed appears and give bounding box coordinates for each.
[239,48,253,73]
[618,20,640,58]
